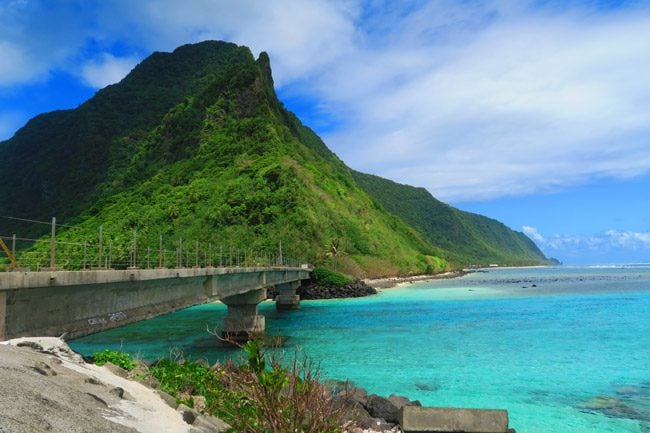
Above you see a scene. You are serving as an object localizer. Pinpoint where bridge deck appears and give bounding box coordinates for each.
[0,266,310,340]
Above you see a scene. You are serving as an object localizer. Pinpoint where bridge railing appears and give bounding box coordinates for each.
[0,216,305,272]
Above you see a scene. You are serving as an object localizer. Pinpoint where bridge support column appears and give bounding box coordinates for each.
[220,288,266,342]
[0,291,6,341]
[275,281,301,310]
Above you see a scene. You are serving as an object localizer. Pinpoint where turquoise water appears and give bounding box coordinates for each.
[70,266,650,433]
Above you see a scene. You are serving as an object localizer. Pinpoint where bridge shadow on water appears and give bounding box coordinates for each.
[68,301,292,364]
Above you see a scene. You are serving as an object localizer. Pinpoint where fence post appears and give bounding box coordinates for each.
[83,241,87,270]
[220,245,223,267]
[147,247,151,269]
[132,229,137,268]
[209,242,212,267]
[179,238,183,268]
[98,225,103,269]
[279,240,283,266]
[159,235,163,268]
[195,240,198,267]
[108,243,112,269]
[50,217,56,269]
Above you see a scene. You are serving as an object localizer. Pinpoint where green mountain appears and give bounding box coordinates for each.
[0,41,548,276]
[351,171,547,265]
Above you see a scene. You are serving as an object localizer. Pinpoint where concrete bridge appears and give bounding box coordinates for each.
[0,266,310,342]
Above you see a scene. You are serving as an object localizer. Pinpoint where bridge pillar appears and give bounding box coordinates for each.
[275,281,301,310]
[220,288,266,342]
[0,291,6,341]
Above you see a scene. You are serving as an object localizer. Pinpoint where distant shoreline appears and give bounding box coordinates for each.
[364,269,469,289]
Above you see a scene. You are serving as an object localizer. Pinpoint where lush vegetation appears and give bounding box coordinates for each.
[311,267,354,287]
[147,340,344,433]
[92,349,138,371]
[352,171,549,267]
[0,40,548,276]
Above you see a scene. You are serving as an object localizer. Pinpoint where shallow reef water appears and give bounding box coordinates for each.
[71,266,650,433]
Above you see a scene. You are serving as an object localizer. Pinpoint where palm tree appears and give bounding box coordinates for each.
[325,238,345,271]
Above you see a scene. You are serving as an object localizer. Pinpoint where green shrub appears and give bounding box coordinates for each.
[92,349,138,371]
[148,341,344,433]
[221,339,344,433]
[150,358,225,411]
[311,267,353,287]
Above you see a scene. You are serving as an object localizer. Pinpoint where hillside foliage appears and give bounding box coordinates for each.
[0,41,548,276]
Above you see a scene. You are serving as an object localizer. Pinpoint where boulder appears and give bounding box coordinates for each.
[333,395,374,427]
[193,414,231,433]
[364,394,400,423]
[177,403,199,424]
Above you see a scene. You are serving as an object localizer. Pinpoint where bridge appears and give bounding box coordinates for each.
[0,266,309,342]
[0,215,311,342]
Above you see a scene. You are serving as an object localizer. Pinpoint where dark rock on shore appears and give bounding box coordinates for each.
[266,279,377,300]
[298,280,377,300]
[327,382,420,431]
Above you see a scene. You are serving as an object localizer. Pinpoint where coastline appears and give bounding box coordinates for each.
[364,269,469,289]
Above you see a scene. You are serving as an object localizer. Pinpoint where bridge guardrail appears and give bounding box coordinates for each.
[0,215,305,272]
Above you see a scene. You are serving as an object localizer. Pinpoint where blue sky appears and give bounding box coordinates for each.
[1,0,649,264]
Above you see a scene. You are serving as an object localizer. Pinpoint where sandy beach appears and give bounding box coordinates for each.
[364,269,469,289]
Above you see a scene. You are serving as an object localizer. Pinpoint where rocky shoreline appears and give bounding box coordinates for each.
[0,338,422,433]
[268,270,469,301]
[0,337,194,433]
[298,279,378,299]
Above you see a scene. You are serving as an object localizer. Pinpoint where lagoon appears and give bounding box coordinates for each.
[70,266,650,433]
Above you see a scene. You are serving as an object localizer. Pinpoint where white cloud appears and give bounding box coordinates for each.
[523,226,650,254]
[317,3,650,201]
[94,0,358,86]
[605,230,650,249]
[0,0,90,87]
[522,226,544,243]
[3,0,650,204]
[81,54,139,89]
[0,41,41,86]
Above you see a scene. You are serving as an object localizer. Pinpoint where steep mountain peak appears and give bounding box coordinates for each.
[0,40,548,275]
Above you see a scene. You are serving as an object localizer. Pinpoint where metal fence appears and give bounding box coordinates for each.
[0,216,303,271]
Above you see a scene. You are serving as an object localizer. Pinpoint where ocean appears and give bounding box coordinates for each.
[70,266,650,433]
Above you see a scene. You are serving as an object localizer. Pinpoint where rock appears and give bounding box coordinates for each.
[7,337,85,363]
[578,396,648,421]
[415,382,439,392]
[109,387,125,399]
[367,418,396,431]
[333,395,374,426]
[0,340,190,433]
[323,378,355,396]
[30,361,57,376]
[347,386,370,405]
[388,394,409,409]
[128,365,160,389]
[177,403,199,424]
[16,341,43,351]
[156,389,178,409]
[388,393,420,410]
[84,377,103,385]
[102,362,129,378]
[85,392,108,407]
[364,394,399,423]
[616,386,640,396]
[193,414,231,433]
[298,279,377,300]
